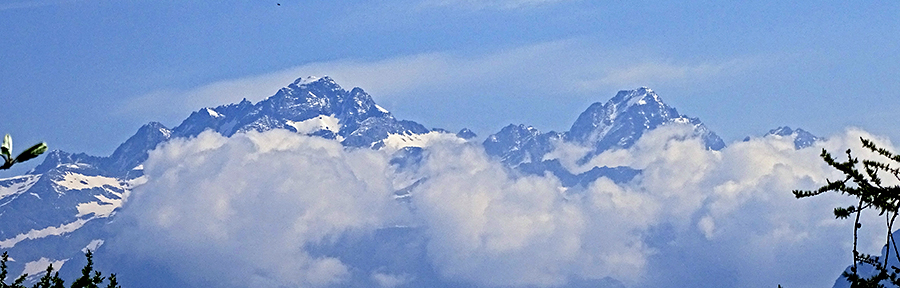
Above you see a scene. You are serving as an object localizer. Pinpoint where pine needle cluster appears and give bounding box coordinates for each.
[794,138,900,288]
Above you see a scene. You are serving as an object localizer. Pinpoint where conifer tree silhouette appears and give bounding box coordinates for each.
[794,138,900,287]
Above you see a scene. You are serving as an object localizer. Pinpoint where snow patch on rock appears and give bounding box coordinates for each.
[53,173,123,191]
[286,115,342,135]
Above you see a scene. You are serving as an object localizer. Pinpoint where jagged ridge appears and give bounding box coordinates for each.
[484,87,725,169]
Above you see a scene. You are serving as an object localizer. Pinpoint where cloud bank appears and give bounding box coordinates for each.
[110,130,405,287]
[107,126,897,287]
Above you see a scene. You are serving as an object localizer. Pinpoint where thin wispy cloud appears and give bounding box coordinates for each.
[577,57,765,91]
[119,39,766,128]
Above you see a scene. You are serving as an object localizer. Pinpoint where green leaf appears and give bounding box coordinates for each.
[14,142,47,163]
[1,134,10,158]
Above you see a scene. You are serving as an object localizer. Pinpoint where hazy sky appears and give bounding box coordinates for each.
[4,2,900,287]
[2,0,899,167]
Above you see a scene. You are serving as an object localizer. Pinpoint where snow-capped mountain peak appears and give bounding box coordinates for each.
[163,76,434,149]
[483,124,562,166]
[203,108,222,118]
[283,75,342,94]
[0,80,732,287]
[483,87,724,168]
[293,75,323,86]
[764,126,820,149]
[566,87,721,155]
[767,126,793,136]
[104,122,172,175]
[608,86,661,109]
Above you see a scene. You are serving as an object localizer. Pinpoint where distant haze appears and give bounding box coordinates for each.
[1,1,898,165]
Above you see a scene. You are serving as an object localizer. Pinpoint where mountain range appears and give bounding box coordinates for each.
[0,76,822,287]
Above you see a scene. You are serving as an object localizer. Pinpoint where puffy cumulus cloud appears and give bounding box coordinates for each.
[109,130,404,287]
[544,125,898,287]
[371,272,412,288]
[106,126,898,288]
[399,125,899,288]
[409,143,653,286]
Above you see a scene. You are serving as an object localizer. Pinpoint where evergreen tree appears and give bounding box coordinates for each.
[103,275,119,288]
[70,250,104,288]
[794,138,900,287]
[0,251,120,288]
[31,264,64,288]
[0,135,117,287]
[0,252,27,288]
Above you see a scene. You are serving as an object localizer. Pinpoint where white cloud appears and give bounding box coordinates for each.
[576,57,762,91]
[104,125,896,287]
[511,124,897,287]
[119,40,583,114]
[118,40,765,128]
[371,272,411,288]
[111,130,404,287]
[116,52,459,123]
[407,142,652,286]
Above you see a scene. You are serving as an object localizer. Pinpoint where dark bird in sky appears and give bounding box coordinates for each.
[277,3,280,6]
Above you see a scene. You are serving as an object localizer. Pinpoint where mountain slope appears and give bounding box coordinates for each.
[766,126,820,149]
[0,76,442,283]
[566,87,724,157]
[170,76,429,149]
[482,87,723,187]
[0,80,733,287]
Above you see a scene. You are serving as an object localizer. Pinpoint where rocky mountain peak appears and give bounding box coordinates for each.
[483,124,562,166]
[456,128,477,140]
[607,87,662,109]
[566,87,711,153]
[104,122,172,175]
[765,126,820,149]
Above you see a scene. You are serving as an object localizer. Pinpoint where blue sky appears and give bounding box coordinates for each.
[2,0,899,169]
[4,2,900,287]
